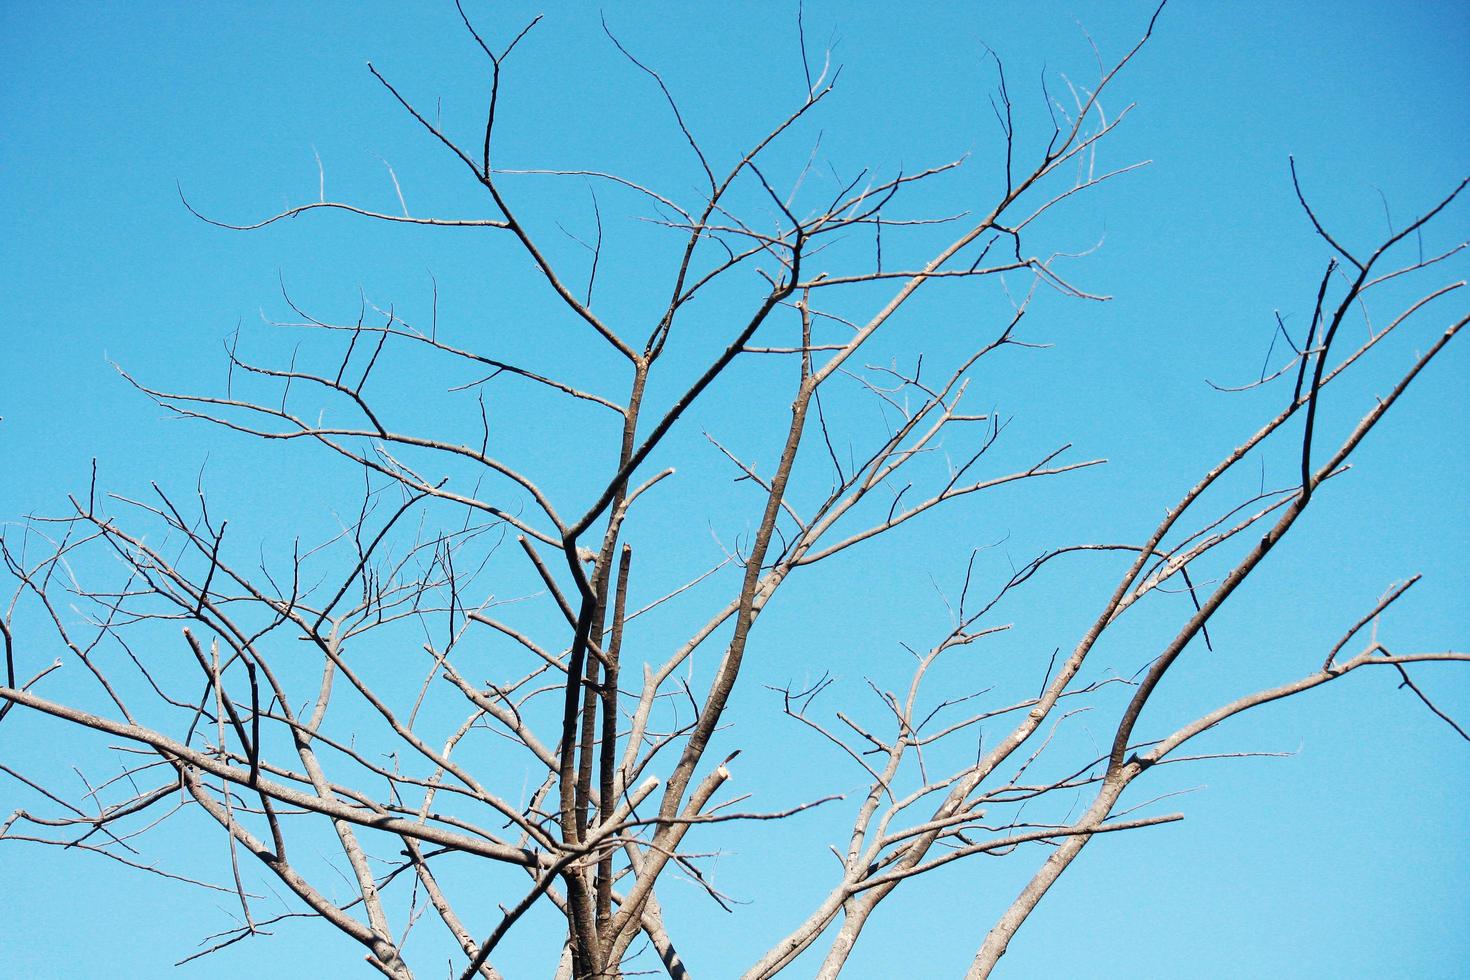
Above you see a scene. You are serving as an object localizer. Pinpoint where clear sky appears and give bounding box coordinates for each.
[2,2,1467,978]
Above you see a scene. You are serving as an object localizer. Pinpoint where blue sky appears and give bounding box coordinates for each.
[2,2,1467,977]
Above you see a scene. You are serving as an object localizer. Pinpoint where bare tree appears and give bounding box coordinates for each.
[3,4,1466,977]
